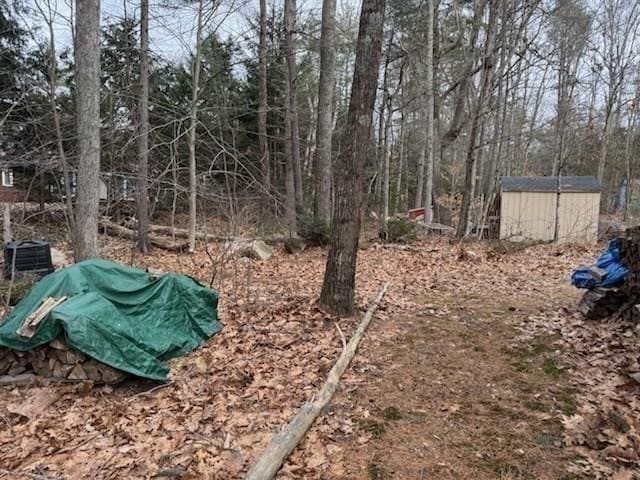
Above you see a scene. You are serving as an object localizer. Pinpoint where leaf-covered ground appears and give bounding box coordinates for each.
[1,237,638,479]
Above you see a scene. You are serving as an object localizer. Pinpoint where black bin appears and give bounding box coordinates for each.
[4,240,54,279]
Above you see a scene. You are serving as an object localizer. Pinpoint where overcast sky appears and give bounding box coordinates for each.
[22,0,326,63]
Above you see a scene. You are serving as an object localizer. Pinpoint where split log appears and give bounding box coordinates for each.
[100,219,188,252]
[17,296,67,338]
[245,282,390,480]
[0,373,37,385]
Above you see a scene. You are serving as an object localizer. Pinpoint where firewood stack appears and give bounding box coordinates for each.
[0,338,125,383]
[579,226,640,322]
[618,226,640,292]
[578,287,631,320]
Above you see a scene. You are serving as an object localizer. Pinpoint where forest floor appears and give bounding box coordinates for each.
[1,226,639,479]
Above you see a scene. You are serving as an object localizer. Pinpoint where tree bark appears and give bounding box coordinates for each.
[283,67,297,231]
[422,0,435,224]
[74,0,101,261]
[456,0,497,239]
[136,0,151,253]
[34,0,74,233]
[3,203,11,244]
[284,0,304,213]
[258,0,271,193]
[393,107,405,214]
[313,0,337,223]
[320,0,386,316]
[187,0,204,252]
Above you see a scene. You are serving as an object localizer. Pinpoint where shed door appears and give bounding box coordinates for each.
[557,192,599,243]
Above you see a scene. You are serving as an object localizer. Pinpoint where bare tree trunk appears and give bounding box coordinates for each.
[188,0,204,252]
[283,64,297,231]
[393,108,405,214]
[313,0,337,223]
[422,0,435,223]
[136,0,150,253]
[258,0,271,193]
[34,0,74,233]
[380,90,392,236]
[3,203,11,244]
[456,0,497,239]
[414,87,425,208]
[74,0,101,261]
[319,0,386,316]
[284,0,304,213]
[598,98,614,184]
[623,82,640,220]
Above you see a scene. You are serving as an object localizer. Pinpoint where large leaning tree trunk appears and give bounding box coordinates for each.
[258,0,270,194]
[74,0,101,261]
[313,0,337,223]
[188,0,204,252]
[320,0,386,316]
[136,0,151,253]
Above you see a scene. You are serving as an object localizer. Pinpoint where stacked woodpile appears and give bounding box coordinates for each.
[0,338,125,383]
[579,226,640,322]
[578,287,631,320]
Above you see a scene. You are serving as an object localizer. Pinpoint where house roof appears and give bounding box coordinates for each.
[500,176,601,193]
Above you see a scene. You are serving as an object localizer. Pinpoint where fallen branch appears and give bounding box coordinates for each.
[244,282,390,480]
[100,219,188,252]
[124,220,296,245]
[373,243,423,252]
[125,221,232,243]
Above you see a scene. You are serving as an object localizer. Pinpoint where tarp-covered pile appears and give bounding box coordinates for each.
[0,259,221,380]
[572,228,640,321]
[571,240,628,289]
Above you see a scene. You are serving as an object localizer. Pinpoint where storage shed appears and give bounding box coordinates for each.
[498,176,600,243]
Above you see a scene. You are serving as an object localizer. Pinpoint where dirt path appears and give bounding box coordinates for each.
[335,289,581,480]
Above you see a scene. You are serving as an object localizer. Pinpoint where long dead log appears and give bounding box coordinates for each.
[100,219,188,252]
[124,220,297,245]
[244,282,390,480]
[124,220,232,242]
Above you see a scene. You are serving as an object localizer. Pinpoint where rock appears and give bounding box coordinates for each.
[227,240,274,261]
[284,237,306,254]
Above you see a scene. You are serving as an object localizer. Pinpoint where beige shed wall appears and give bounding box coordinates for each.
[556,192,600,243]
[500,190,600,243]
[499,191,556,241]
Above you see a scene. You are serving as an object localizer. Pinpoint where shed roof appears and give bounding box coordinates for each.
[500,176,600,193]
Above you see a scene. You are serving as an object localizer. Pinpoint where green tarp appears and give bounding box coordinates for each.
[0,259,221,380]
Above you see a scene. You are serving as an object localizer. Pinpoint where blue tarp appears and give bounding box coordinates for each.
[571,240,629,289]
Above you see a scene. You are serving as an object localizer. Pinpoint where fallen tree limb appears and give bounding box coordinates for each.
[124,220,297,245]
[124,221,232,243]
[245,282,390,480]
[100,219,188,252]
